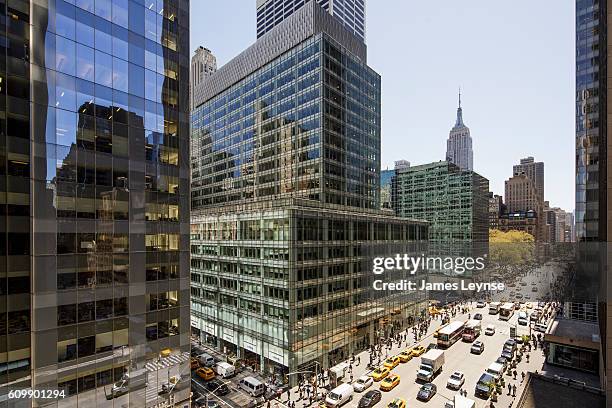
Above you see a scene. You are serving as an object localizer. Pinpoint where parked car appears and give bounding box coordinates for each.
[473,313,483,320]
[501,349,513,360]
[496,356,509,370]
[358,390,381,408]
[191,358,200,370]
[205,379,230,396]
[417,383,437,401]
[446,371,465,390]
[470,341,484,354]
[534,322,548,332]
[325,383,354,408]
[379,374,400,392]
[353,376,373,392]
[485,325,495,336]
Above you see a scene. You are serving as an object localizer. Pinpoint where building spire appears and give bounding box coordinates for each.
[455,87,464,127]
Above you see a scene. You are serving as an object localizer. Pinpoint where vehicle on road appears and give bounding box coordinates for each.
[446,371,465,390]
[426,343,437,351]
[358,390,381,408]
[325,383,354,408]
[462,320,481,342]
[191,358,200,370]
[530,312,540,322]
[514,302,521,310]
[411,346,426,357]
[437,321,465,348]
[473,313,483,320]
[353,376,373,392]
[215,362,235,378]
[526,303,533,309]
[518,311,528,326]
[486,362,504,381]
[535,322,548,332]
[195,367,215,381]
[205,379,230,396]
[398,349,412,363]
[416,349,444,382]
[488,302,501,315]
[433,324,447,339]
[239,376,265,397]
[501,349,513,360]
[417,383,437,401]
[484,324,495,336]
[531,286,538,292]
[370,367,390,381]
[444,394,476,408]
[476,301,486,308]
[380,374,400,391]
[496,356,508,369]
[475,373,496,398]
[470,341,484,354]
[194,397,220,408]
[383,356,400,369]
[197,353,215,367]
[499,303,515,321]
[504,339,517,351]
[386,398,406,408]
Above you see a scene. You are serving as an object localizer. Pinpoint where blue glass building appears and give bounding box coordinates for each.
[0,0,191,406]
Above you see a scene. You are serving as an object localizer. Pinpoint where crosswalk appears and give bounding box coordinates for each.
[145,352,191,372]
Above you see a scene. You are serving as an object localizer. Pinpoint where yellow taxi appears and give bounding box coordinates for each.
[190,357,200,370]
[398,349,413,363]
[369,366,390,381]
[411,345,426,356]
[383,356,400,369]
[433,324,447,338]
[380,374,400,391]
[526,303,533,309]
[160,348,172,358]
[387,398,406,408]
[195,367,215,381]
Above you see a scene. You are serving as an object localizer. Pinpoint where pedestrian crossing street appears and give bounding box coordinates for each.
[145,351,190,372]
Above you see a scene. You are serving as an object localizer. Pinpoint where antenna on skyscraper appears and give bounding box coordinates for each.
[458,86,461,109]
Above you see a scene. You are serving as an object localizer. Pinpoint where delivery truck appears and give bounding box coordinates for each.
[416,349,444,382]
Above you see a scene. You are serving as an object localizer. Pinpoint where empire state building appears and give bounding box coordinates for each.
[446,90,474,171]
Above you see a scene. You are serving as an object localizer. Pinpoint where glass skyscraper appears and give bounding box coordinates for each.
[0,0,191,406]
[191,1,428,381]
[256,0,365,42]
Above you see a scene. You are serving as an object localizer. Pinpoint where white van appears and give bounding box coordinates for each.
[215,362,235,378]
[239,376,265,397]
[197,353,215,367]
[325,383,353,408]
[486,362,504,380]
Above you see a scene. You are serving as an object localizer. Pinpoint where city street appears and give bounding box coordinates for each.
[280,302,549,408]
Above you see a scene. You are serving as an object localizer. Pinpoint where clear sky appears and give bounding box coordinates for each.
[191,1,575,211]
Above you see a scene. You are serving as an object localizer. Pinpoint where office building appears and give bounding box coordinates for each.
[0,1,191,406]
[445,90,473,171]
[497,211,541,240]
[391,161,489,255]
[256,0,366,42]
[504,173,543,241]
[191,46,217,108]
[488,192,505,230]
[190,1,428,381]
[513,157,544,203]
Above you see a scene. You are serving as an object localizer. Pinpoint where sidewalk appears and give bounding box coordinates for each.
[276,304,474,407]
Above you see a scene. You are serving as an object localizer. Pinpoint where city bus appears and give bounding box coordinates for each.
[499,303,515,321]
[462,319,481,342]
[437,321,465,348]
[488,302,501,315]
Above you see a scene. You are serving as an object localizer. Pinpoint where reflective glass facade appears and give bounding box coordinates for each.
[191,34,381,210]
[0,0,191,406]
[256,0,365,42]
[575,0,605,241]
[190,199,428,378]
